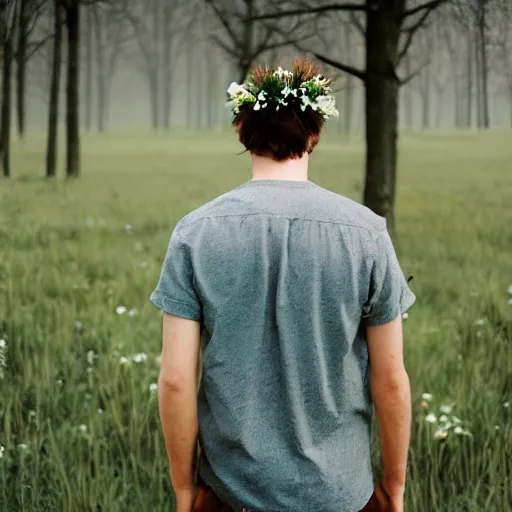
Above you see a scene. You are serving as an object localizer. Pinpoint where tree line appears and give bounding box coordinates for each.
[1,0,511,227]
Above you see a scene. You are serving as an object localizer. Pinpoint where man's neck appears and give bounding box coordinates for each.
[250,153,309,181]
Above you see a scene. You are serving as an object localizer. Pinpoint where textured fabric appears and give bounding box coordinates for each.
[150,178,416,512]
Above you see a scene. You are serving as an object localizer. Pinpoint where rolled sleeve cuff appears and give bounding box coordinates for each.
[149,291,201,321]
[366,288,417,327]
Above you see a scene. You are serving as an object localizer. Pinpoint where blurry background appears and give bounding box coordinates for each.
[0,1,511,511]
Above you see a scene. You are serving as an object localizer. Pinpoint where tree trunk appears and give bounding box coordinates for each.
[478,7,489,129]
[66,0,80,178]
[149,73,159,131]
[16,0,28,139]
[343,25,353,138]
[196,39,203,130]
[363,3,402,231]
[93,6,106,132]
[421,66,430,130]
[404,54,413,130]
[465,28,472,128]
[475,27,482,128]
[1,33,13,178]
[46,0,62,178]
[187,38,193,129]
[162,3,172,131]
[85,5,93,132]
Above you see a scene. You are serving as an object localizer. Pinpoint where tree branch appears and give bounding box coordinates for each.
[398,2,440,64]
[205,0,241,47]
[209,34,237,58]
[252,3,367,21]
[403,0,448,18]
[301,47,367,82]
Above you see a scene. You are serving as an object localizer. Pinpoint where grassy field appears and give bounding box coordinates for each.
[1,131,511,511]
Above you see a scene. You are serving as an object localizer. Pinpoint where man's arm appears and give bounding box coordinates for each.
[367,315,412,504]
[158,312,202,511]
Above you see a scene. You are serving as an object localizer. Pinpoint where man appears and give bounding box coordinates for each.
[150,60,415,512]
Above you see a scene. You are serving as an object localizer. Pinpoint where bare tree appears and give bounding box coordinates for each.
[0,1,17,178]
[46,0,63,178]
[124,0,189,131]
[252,0,449,229]
[205,0,316,84]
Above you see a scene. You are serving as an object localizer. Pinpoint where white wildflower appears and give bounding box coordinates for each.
[0,445,5,458]
[507,285,512,295]
[257,91,266,101]
[149,383,158,392]
[253,102,261,111]
[57,379,64,386]
[451,416,462,424]
[17,444,28,450]
[0,339,6,349]
[86,350,97,365]
[402,312,409,320]
[128,308,138,318]
[495,425,500,430]
[439,415,449,423]
[119,356,129,365]
[474,318,485,326]
[132,353,147,363]
[125,224,133,234]
[78,424,87,433]
[422,393,433,402]
[439,404,453,414]
[425,413,437,423]
[454,426,464,435]
[504,402,510,408]
[116,306,127,315]
[98,408,104,414]
[434,429,448,440]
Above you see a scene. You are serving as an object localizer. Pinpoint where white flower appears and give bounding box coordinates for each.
[422,393,433,402]
[227,82,241,96]
[119,356,129,365]
[87,350,97,365]
[504,402,510,408]
[149,383,158,392]
[451,415,462,424]
[78,424,87,433]
[132,353,147,363]
[508,298,512,305]
[434,429,448,440]
[125,224,133,234]
[0,445,5,458]
[17,444,28,450]
[98,408,104,414]
[128,308,138,318]
[75,320,83,331]
[495,425,500,430]
[454,426,464,435]
[253,102,261,111]
[0,339,6,349]
[425,413,437,423]
[257,91,266,101]
[116,306,127,315]
[474,318,485,326]
[316,95,339,118]
[439,415,448,423]
[57,379,64,386]
[439,404,453,414]
[507,284,512,295]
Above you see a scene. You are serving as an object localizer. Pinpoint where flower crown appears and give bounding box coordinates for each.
[226,66,339,120]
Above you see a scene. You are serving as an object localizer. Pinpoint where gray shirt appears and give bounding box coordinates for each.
[150,178,416,512]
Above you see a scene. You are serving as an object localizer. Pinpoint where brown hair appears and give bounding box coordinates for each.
[232,59,328,162]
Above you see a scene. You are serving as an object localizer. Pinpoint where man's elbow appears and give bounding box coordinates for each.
[159,370,188,393]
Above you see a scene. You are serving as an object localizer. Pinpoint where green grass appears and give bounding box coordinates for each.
[1,131,511,511]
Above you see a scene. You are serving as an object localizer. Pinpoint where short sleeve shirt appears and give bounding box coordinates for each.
[150,179,416,512]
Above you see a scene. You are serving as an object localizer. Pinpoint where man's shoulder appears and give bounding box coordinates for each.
[311,185,386,233]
